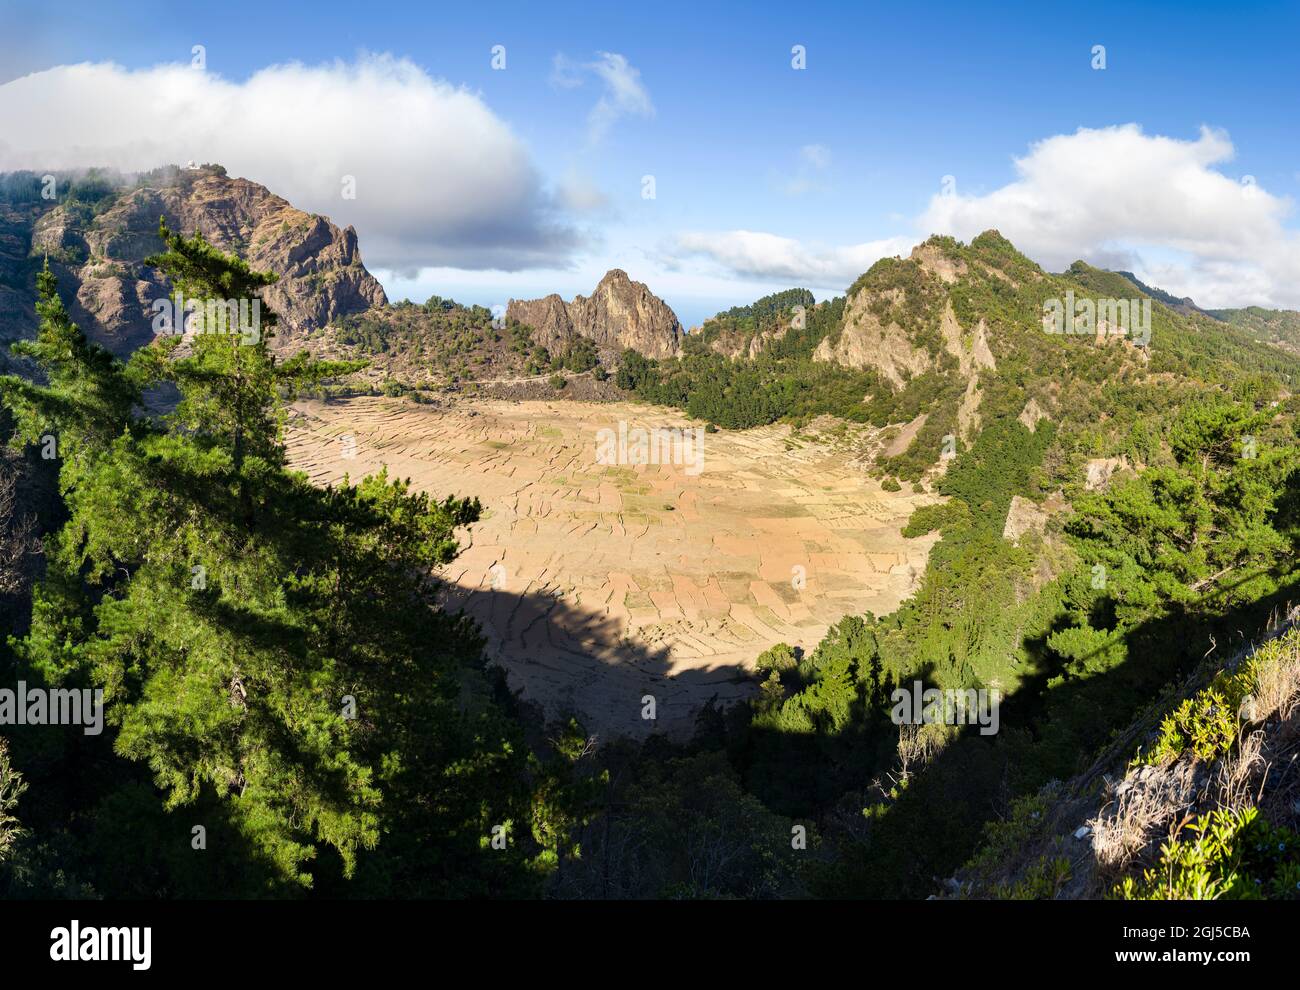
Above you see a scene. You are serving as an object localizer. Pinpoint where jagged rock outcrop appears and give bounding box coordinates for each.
[909,241,967,284]
[814,285,932,386]
[815,241,1001,387]
[703,322,790,361]
[1083,456,1132,492]
[1018,398,1049,432]
[507,269,681,360]
[1,165,386,356]
[0,207,36,366]
[1002,495,1050,543]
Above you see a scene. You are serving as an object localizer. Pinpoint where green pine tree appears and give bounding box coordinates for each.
[1,227,541,895]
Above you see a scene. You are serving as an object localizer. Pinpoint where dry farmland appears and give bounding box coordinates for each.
[285,396,940,738]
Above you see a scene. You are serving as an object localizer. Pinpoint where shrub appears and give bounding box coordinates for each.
[1136,655,1259,766]
[755,644,799,674]
[1115,807,1300,900]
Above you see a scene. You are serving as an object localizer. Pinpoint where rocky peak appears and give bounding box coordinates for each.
[3,165,386,356]
[507,269,681,360]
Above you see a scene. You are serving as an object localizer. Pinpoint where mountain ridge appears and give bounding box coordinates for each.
[4,163,1300,429]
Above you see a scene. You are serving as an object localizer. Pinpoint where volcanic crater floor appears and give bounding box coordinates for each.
[286,396,939,738]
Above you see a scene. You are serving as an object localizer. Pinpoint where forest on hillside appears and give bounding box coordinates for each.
[2,228,1299,900]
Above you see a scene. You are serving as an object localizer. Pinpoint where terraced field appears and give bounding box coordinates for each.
[285,396,940,738]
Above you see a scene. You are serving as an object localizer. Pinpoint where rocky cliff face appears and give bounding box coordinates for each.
[814,242,998,387]
[1,165,386,357]
[813,287,934,386]
[0,207,36,363]
[507,269,681,360]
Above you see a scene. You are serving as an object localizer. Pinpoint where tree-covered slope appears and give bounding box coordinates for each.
[607,231,1300,898]
[620,231,1300,488]
[1209,305,1300,356]
[0,230,583,898]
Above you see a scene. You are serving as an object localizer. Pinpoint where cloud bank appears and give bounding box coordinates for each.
[0,54,578,271]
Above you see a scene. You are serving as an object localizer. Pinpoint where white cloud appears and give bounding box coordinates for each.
[669,230,914,289]
[0,54,579,271]
[918,124,1300,308]
[555,169,612,214]
[587,52,653,144]
[800,144,831,169]
[551,51,653,146]
[548,54,585,90]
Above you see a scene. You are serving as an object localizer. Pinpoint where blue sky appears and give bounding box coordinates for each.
[3,0,1300,324]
